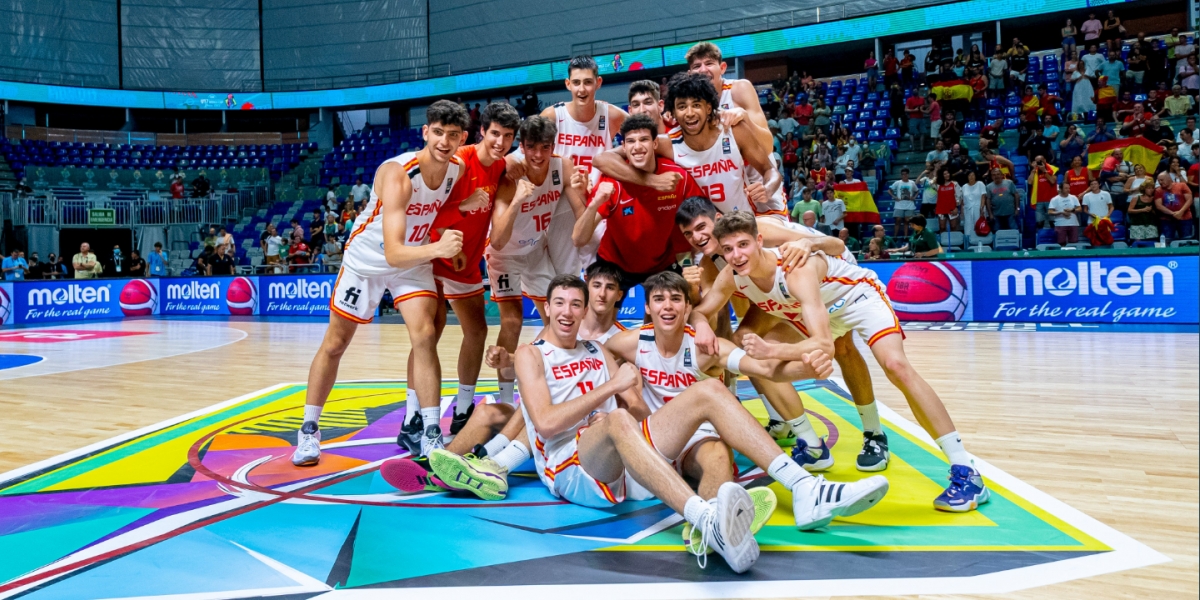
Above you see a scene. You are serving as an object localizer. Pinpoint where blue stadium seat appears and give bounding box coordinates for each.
[868,130,883,142]
[874,109,888,119]
[1003,117,1020,129]
[884,128,900,140]
[851,94,864,103]
[1003,106,1019,118]
[964,121,981,133]
[1027,56,1041,72]
[854,121,868,131]
[1005,94,1020,106]
[1036,229,1058,245]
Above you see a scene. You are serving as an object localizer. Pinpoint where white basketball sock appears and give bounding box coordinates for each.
[682,496,714,528]
[482,434,510,457]
[787,413,822,447]
[936,432,973,468]
[404,388,420,425]
[420,406,441,432]
[767,453,812,491]
[498,381,515,404]
[303,404,322,425]
[857,401,882,434]
[762,395,786,422]
[455,385,475,416]
[492,440,530,472]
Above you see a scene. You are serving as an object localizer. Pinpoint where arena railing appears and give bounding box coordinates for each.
[264,64,452,93]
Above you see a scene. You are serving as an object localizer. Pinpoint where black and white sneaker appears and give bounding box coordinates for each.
[857,431,890,472]
[420,423,444,457]
[397,412,423,455]
[792,475,890,530]
[449,402,474,437]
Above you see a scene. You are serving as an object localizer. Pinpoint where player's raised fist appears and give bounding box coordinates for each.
[515,179,536,200]
[682,265,703,294]
[742,333,776,360]
[569,167,589,191]
[459,187,491,213]
[432,229,464,259]
[746,181,767,207]
[647,170,682,192]
[591,181,615,206]
[485,345,512,370]
[802,349,835,379]
[612,362,640,392]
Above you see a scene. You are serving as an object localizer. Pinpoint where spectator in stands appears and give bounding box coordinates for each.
[3,249,28,281]
[1144,89,1165,116]
[148,242,168,277]
[1065,155,1091,199]
[791,183,822,226]
[309,218,328,255]
[1180,130,1196,163]
[289,219,305,245]
[217,226,234,256]
[865,51,879,90]
[1021,122,1053,164]
[1080,44,1105,81]
[892,213,941,257]
[925,139,949,166]
[883,50,899,88]
[1029,155,1058,228]
[821,191,845,233]
[918,166,939,218]
[777,108,798,140]
[1180,56,1199,98]
[25,254,45,280]
[1062,18,1078,57]
[1155,171,1194,240]
[812,98,832,136]
[1114,90,1138,123]
[988,48,1008,94]
[1100,52,1126,97]
[869,224,895,250]
[947,145,975,185]
[1042,114,1062,148]
[986,167,1019,230]
[966,67,988,119]
[1048,181,1082,244]
[939,113,962,149]
[263,225,284,273]
[192,173,210,198]
[1087,114,1115,144]
[288,239,311,273]
[1007,38,1031,86]
[1127,179,1159,240]
[1165,85,1195,117]
[127,250,145,278]
[1081,178,1114,224]
[1175,35,1196,76]
[1059,124,1086,168]
[170,174,185,199]
[1144,116,1174,147]
[900,49,916,87]
[203,226,218,248]
[780,132,800,189]
[1126,46,1148,93]
[924,90,942,144]
[42,253,67,279]
[1101,10,1123,52]
[1081,13,1103,45]
[793,97,813,141]
[208,245,235,276]
[1141,32,1167,91]
[967,45,986,72]
[1163,155,1187,184]
[838,227,860,254]
[923,47,940,85]
[933,167,961,233]
[341,199,358,225]
[979,119,1002,151]
[889,168,919,238]
[961,169,988,235]
[72,243,99,279]
[801,210,818,229]
[904,87,927,151]
[864,237,890,261]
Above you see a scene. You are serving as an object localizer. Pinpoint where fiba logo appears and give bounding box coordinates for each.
[887,262,969,321]
[0,286,11,325]
[227,277,258,315]
[119,280,157,316]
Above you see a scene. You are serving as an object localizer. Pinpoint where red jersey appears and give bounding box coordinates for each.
[431,144,507,284]
[595,158,702,274]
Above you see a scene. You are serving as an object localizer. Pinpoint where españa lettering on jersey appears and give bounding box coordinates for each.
[551,357,606,380]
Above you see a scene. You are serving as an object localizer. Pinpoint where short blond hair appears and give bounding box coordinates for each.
[686,42,723,66]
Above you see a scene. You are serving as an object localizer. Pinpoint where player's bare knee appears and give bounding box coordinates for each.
[882,354,915,383]
[499,311,523,333]
[604,408,639,437]
[696,440,735,478]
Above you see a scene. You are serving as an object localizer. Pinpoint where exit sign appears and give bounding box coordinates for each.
[89,208,116,226]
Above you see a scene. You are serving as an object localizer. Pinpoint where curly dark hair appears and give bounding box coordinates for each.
[664,72,719,126]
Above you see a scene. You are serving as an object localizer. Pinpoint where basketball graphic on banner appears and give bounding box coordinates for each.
[0,286,11,325]
[119,280,157,316]
[227,277,258,315]
[886,262,969,321]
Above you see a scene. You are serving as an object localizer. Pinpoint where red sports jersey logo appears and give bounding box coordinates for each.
[640,368,698,389]
[551,357,605,379]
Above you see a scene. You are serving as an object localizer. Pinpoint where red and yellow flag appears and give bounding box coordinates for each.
[1087,137,1163,176]
[1029,164,1059,206]
[833,181,880,223]
[931,79,973,102]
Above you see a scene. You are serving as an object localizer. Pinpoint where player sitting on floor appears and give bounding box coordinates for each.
[293,100,482,467]
[513,275,890,573]
[693,211,989,512]
[676,197,891,472]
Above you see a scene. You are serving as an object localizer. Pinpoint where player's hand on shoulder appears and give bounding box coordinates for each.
[432,229,464,259]
[504,154,527,181]
[720,107,748,131]
[779,238,815,271]
[612,362,640,392]
[802,349,835,379]
[647,170,682,192]
[742,333,776,360]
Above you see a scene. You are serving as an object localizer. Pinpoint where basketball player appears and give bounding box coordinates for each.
[485,116,588,405]
[676,197,890,472]
[397,103,519,453]
[572,114,703,289]
[685,41,774,152]
[506,55,631,278]
[513,275,889,572]
[384,262,628,498]
[695,212,989,512]
[627,79,666,132]
[293,101,480,466]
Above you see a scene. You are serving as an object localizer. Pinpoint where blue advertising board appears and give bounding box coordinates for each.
[159,276,259,316]
[259,274,337,316]
[0,282,12,326]
[13,279,146,324]
[521,284,647,321]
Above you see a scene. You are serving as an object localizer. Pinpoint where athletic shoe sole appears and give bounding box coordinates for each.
[715,482,759,573]
[291,453,320,467]
[684,486,777,555]
[934,486,990,512]
[428,450,508,501]
[380,458,447,493]
[795,476,889,531]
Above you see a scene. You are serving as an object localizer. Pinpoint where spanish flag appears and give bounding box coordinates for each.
[834,181,880,224]
[1087,137,1163,176]
[1029,164,1059,206]
[931,79,973,102]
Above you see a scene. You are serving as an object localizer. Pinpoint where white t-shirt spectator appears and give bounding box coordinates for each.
[890,179,919,210]
[778,117,799,136]
[1081,52,1106,77]
[1049,194,1081,227]
[350,183,371,203]
[821,198,846,228]
[1081,190,1113,219]
[266,234,284,257]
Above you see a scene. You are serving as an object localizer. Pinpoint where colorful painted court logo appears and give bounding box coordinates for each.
[0,380,1165,599]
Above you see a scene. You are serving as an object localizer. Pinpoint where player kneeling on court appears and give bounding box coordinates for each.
[512,275,889,573]
[692,211,989,512]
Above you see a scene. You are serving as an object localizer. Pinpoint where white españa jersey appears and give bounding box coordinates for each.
[553,101,612,187]
[777,220,859,265]
[591,321,627,344]
[522,338,615,488]
[731,247,810,334]
[669,126,752,215]
[744,153,788,219]
[718,79,735,111]
[344,152,460,276]
[635,324,701,413]
[496,156,566,256]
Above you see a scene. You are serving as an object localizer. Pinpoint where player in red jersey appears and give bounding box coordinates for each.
[572,114,704,289]
[402,103,519,448]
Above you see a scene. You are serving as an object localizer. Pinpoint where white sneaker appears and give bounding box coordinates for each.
[419,423,444,457]
[792,475,889,531]
[692,482,759,573]
[291,421,321,466]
